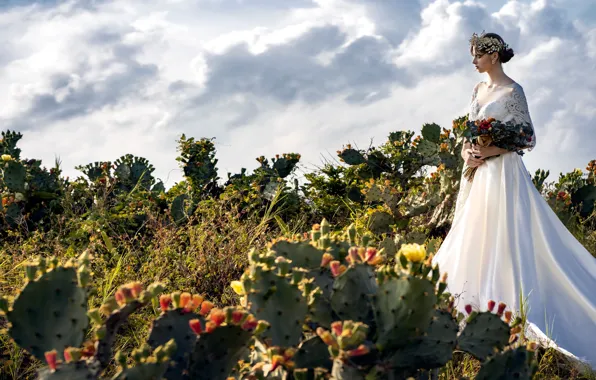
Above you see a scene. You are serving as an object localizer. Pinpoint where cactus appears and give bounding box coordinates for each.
[421,123,441,144]
[457,308,511,360]
[114,154,156,192]
[187,322,254,379]
[3,202,22,228]
[176,135,219,192]
[367,210,394,235]
[3,220,539,380]
[76,161,112,183]
[37,361,96,380]
[338,148,367,166]
[147,305,204,379]
[330,264,376,325]
[0,130,23,159]
[571,184,596,217]
[532,168,550,193]
[378,236,397,257]
[272,153,301,178]
[170,193,196,224]
[475,346,537,380]
[245,265,308,347]
[292,336,333,371]
[331,359,367,380]
[112,362,170,380]
[416,139,440,165]
[268,239,327,270]
[7,262,89,361]
[438,151,458,169]
[387,309,458,369]
[2,160,26,193]
[373,275,437,351]
[111,340,175,380]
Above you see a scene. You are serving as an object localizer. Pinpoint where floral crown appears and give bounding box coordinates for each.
[469,32,509,54]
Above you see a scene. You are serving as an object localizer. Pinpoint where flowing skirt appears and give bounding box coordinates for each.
[432,151,596,368]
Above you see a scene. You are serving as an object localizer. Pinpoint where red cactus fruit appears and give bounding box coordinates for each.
[464,304,473,315]
[205,321,217,333]
[270,355,285,371]
[504,311,513,324]
[63,348,72,363]
[497,302,507,316]
[330,321,343,337]
[209,309,226,326]
[179,292,191,309]
[200,301,214,316]
[159,295,172,312]
[129,282,143,298]
[45,350,58,371]
[487,300,496,312]
[231,310,245,324]
[347,344,370,357]
[241,315,258,330]
[114,290,126,306]
[189,319,203,335]
[330,261,341,277]
[320,253,333,267]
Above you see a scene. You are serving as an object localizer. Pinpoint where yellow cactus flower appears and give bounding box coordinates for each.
[230,281,245,295]
[1,154,12,161]
[398,243,427,263]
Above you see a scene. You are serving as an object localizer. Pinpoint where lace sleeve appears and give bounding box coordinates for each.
[505,84,536,151]
[468,82,481,121]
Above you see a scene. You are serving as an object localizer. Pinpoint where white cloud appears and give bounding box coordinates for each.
[0,0,594,188]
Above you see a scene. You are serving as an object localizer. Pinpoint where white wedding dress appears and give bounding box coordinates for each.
[432,81,596,369]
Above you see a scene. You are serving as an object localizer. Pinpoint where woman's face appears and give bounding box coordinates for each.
[472,46,496,73]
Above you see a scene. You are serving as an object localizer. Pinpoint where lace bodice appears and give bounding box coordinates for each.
[469,81,536,151]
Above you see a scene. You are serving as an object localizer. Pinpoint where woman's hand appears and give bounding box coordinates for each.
[471,144,507,160]
[463,147,485,168]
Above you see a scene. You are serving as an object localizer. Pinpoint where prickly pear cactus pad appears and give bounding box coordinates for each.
[457,311,511,361]
[112,362,169,380]
[331,358,366,380]
[37,361,95,380]
[7,266,88,361]
[188,324,253,380]
[292,335,333,371]
[148,308,203,379]
[338,148,367,166]
[269,240,325,270]
[367,211,394,235]
[95,301,144,369]
[2,159,26,192]
[475,346,536,380]
[373,276,436,351]
[112,339,176,380]
[330,264,377,324]
[421,123,441,143]
[246,267,308,347]
[387,309,458,370]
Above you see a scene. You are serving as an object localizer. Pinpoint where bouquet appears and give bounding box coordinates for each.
[461,118,534,182]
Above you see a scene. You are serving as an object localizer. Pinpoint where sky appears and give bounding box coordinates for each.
[0,0,595,188]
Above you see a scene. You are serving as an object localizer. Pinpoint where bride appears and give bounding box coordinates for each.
[432,32,596,369]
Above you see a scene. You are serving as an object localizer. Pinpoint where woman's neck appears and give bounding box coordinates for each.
[485,66,511,86]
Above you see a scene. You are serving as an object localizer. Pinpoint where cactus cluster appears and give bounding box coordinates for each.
[543,164,596,221]
[0,252,266,380]
[176,135,220,195]
[1,130,64,231]
[0,220,541,379]
[228,220,539,379]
